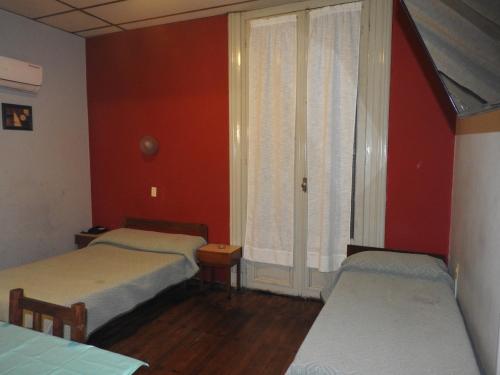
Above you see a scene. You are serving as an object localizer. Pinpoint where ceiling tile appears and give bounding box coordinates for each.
[0,0,71,18]
[120,0,300,29]
[77,25,120,37]
[62,0,123,9]
[120,8,233,30]
[39,10,108,32]
[86,0,239,25]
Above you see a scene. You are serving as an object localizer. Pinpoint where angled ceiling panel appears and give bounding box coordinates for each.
[403,0,500,116]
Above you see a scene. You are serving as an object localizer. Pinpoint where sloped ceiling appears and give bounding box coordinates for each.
[403,0,500,116]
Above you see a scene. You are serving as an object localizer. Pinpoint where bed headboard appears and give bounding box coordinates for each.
[347,244,448,263]
[124,217,208,242]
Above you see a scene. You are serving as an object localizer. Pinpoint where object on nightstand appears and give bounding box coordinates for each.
[197,244,242,298]
[85,226,108,234]
[74,230,105,249]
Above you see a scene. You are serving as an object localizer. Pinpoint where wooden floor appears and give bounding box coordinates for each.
[90,285,323,375]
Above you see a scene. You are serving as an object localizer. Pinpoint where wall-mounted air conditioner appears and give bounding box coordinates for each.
[0,56,43,93]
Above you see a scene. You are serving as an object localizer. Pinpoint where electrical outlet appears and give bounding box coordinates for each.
[151,186,157,198]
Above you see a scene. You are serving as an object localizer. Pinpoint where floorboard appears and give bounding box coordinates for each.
[92,286,323,375]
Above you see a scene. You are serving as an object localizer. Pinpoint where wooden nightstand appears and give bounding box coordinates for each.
[197,244,242,298]
[74,232,102,249]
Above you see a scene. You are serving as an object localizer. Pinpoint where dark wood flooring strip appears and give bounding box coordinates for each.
[92,285,323,375]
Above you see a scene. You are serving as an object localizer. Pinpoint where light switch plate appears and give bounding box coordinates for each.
[151,186,157,198]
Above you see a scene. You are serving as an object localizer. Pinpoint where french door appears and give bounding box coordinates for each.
[229,0,392,297]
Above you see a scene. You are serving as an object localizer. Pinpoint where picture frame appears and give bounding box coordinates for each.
[2,103,33,131]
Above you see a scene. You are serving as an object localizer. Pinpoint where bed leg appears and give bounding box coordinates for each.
[227,266,232,299]
[9,289,24,327]
[70,302,87,343]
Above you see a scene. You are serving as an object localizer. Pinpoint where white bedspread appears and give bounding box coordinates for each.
[287,270,480,375]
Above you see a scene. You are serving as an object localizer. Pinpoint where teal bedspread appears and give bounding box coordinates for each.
[0,323,147,375]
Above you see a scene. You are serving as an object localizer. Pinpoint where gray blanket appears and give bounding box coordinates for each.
[287,253,480,375]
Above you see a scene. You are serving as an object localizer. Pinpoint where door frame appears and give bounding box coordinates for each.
[228,0,392,297]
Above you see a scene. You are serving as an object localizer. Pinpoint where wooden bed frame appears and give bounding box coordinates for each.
[347,244,448,263]
[125,217,208,242]
[9,217,208,343]
[9,288,87,343]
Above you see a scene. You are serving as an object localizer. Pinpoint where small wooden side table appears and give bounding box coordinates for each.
[74,233,102,249]
[197,244,242,298]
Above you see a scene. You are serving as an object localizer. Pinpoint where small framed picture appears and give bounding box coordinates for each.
[2,103,33,131]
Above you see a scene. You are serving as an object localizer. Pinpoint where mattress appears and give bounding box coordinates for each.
[287,252,480,375]
[0,228,204,335]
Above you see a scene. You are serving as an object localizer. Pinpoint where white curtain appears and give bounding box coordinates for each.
[306,3,362,272]
[244,15,297,267]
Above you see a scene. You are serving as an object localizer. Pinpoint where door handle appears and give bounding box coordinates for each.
[301,177,307,193]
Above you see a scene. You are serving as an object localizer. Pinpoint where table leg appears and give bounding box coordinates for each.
[227,266,232,299]
[211,266,215,287]
[236,260,241,291]
[199,266,204,291]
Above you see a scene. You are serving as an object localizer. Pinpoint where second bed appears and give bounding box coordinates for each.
[0,218,207,337]
[286,246,480,375]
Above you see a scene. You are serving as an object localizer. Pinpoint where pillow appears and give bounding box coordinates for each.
[89,228,206,268]
[341,251,452,284]
[90,228,205,253]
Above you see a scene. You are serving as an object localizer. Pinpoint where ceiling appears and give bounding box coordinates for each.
[403,0,500,116]
[0,0,298,38]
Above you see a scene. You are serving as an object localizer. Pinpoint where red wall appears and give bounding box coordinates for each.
[86,15,229,243]
[87,7,455,257]
[385,1,455,256]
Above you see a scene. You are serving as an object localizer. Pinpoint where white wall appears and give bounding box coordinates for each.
[0,10,91,270]
[450,132,500,375]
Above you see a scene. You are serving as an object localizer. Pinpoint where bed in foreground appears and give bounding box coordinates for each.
[0,218,207,338]
[0,322,147,375]
[286,246,480,375]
